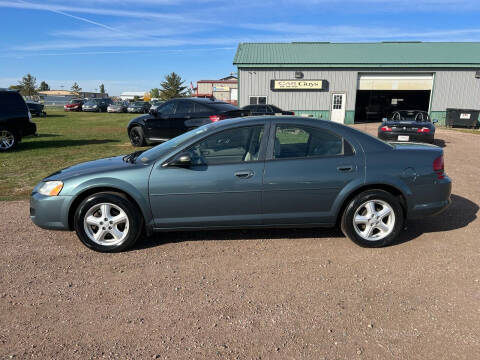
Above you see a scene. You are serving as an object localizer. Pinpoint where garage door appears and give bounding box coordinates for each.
[358,73,433,91]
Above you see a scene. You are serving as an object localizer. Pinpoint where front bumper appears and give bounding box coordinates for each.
[82,108,98,112]
[127,108,142,113]
[30,192,73,230]
[379,131,434,143]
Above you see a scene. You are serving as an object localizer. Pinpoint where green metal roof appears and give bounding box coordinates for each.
[233,42,480,68]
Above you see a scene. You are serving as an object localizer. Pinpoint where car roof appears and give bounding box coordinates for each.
[215,116,391,152]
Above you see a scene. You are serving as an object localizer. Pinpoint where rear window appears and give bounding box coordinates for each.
[0,92,28,114]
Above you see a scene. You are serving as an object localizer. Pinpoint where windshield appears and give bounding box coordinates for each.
[139,123,215,163]
[84,100,95,105]
[211,103,238,112]
[70,99,82,104]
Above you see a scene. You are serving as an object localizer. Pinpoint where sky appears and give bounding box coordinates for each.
[1,0,480,95]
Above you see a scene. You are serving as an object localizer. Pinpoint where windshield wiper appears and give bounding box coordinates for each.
[123,150,144,164]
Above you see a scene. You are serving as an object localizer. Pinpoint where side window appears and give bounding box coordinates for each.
[274,125,353,159]
[194,103,211,113]
[188,126,264,165]
[176,101,195,114]
[158,101,176,115]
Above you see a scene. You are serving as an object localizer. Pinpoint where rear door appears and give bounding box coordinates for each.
[170,100,195,137]
[262,121,362,225]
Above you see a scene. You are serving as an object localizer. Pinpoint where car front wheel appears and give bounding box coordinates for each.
[129,126,147,147]
[341,190,404,247]
[0,128,18,152]
[74,192,143,252]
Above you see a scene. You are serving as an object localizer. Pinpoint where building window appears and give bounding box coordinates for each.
[249,96,267,105]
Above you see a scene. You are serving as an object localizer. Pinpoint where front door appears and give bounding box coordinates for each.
[145,101,176,141]
[331,93,346,124]
[149,124,267,228]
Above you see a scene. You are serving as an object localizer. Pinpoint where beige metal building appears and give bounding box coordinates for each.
[195,76,238,105]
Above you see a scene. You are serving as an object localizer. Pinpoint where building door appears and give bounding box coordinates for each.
[331,93,346,124]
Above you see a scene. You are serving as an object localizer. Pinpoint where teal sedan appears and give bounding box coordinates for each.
[30,116,451,252]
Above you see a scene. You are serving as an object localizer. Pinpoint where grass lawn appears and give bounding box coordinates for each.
[0,107,148,201]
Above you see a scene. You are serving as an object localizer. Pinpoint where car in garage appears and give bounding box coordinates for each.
[127,98,249,146]
[127,101,151,114]
[241,104,295,116]
[30,116,451,252]
[26,101,46,117]
[82,98,112,112]
[378,110,438,143]
[0,88,37,151]
[64,99,84,112]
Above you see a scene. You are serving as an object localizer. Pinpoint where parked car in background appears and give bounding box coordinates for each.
[241,104,295,116]
[127,97,249,146]
[378,110,438,144]
[127,101,151,114]
[30,116,451,252]
[107,102,127,113]
[82,98,112,112]
[149,99,165,113]
[64,99,84,112]
[26,101,46,117]
[0,88,37,151]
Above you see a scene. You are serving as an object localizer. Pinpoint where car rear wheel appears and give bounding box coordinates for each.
[341,190,404,247]
[129,126,147,147]
[74,192,142,252]
[0,128,18,152]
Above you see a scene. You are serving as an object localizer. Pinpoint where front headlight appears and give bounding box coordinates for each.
[38,181,64,196]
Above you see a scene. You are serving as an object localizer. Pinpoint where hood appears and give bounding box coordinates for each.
[43,155,134,181]
[65,103,81,107]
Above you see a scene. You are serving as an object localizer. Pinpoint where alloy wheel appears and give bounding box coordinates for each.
[352,200,395,241]
[0,130,15,150]
[83,203,130,246]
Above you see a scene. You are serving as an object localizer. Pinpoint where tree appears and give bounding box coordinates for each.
[99,84,105,94]
[159,72,187,100]
[150,88,160,99]
[18,74,37,96]
[71,82,82,96]
[38,81,50,91]
[133,96,141,101]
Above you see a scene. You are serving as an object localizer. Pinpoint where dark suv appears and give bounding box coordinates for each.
[127,98,249,146]
[82,98,112,112]
[0,89,37,151]
[241,104,295,116]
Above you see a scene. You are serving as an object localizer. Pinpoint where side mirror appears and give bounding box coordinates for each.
[433,119,439,124]
[168,152,192,167]
[382,117,388,122]
[149,108,158,116]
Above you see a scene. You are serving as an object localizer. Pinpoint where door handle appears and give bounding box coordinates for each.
[234,170,254,179]
[337,165,354,172]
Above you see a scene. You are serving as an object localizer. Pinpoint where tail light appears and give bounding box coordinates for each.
[209,114,227,122]
[417,127,431,133]
[381,126,392,132]
[433,155,445,179]
[292,112,295,115]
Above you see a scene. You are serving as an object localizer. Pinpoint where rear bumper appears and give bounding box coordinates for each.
[408,177,452,219]
[30,192,72,230]
[23,122,37,137]
[379,131,434,143]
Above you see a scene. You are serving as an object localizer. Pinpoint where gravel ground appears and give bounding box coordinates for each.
[1,124,479,359]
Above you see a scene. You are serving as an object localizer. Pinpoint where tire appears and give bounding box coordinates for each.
[129,126,147,147]
[74,192,143,252]
[0,128,18,152]
[340,190,404,247]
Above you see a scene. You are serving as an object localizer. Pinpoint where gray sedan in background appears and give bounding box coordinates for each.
[30,116,451,252]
